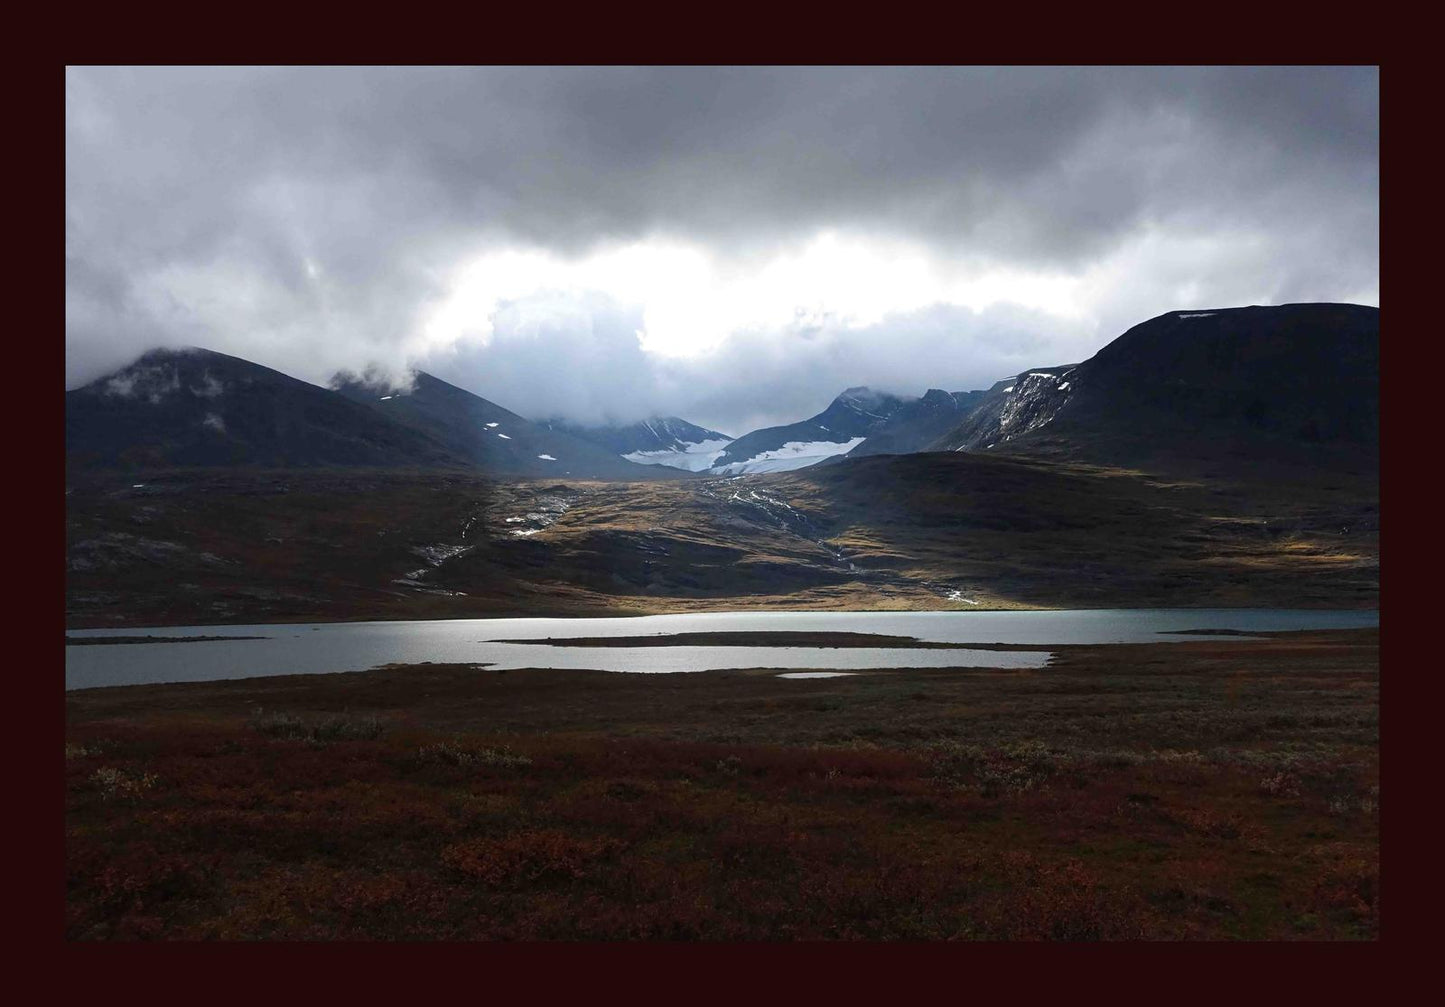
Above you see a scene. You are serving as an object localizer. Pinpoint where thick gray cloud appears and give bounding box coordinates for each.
[418,296,1073,433]
[65,66,1378,431]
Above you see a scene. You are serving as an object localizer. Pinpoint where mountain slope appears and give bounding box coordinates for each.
[332,371,682,480]
[554,416,733,472]
[926,367,1078,454]
[843,388,989,458]
[66,348,465,471]
[932,303,1379,473]
[710,387,910,474]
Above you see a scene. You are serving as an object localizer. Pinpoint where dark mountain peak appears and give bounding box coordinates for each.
[639,416,733,444]
[130,344,208,364]
[827,386,909,419]
[333,370,678,480]
[79,345,333,409]
[68,347,464,471]
[835,386,901,410]
[81,346,250,399]
[842,387,990,459]
[711,387,911,473]
[128,344,233,365]
[932,301,1379,469]
[1093,302,1378,373]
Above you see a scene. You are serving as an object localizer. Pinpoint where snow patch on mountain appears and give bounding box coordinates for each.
[993,370,1073,439]
[624,438,733,472]
[712,437,867,475]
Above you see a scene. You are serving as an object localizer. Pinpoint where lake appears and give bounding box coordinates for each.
[64,608,1378,691]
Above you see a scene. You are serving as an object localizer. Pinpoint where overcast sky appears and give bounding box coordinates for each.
[65,66,1378,433]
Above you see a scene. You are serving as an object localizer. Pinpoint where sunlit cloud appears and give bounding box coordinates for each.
[421,231,1092,364]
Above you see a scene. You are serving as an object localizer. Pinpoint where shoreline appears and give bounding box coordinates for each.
[65,603,1383,635]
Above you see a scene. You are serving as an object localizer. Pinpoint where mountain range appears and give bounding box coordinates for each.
[65,303,1379,483]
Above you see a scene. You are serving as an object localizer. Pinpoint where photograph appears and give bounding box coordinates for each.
[64,65,1379,941]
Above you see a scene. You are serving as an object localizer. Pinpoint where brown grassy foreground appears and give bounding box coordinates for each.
[65,630,1378,940]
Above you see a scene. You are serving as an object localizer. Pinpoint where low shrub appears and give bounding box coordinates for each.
[928,740,1058,796]
[248,708,385,744]
[413,741,532,769]
[90,766,158,800]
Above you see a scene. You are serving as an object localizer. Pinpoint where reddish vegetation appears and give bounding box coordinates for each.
[65,632,1378,940]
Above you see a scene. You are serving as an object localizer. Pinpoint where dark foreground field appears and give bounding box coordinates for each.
[65,629,1378,940]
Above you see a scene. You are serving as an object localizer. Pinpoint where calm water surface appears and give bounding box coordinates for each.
[65,608,1378,691]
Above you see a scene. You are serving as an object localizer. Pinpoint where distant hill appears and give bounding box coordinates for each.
[66,348,464,472]
[332,371,681,480]
[553,416,733,472]
[710,387,911,474]
[932,303,1379,474]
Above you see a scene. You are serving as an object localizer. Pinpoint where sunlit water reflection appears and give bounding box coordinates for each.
[65,608,1377,690]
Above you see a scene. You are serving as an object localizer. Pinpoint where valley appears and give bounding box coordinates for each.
[66,447,1377,629]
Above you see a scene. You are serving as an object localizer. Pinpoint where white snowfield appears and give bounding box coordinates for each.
[537,454,557,461]
[497,433,511,439]
[711,437,867,475]
[623,437,733,472]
